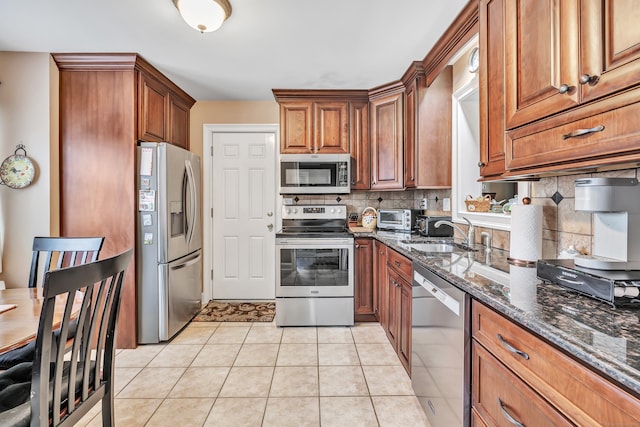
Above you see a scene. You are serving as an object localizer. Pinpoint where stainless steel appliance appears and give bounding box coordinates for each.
[279,154,350,194]
[412,261,470,426]
[136,142,203,344]
[573,178,640,270]
[377,208,420,232]
[275,204,354,326]
[415,215,454,237]
[537,259,640,307]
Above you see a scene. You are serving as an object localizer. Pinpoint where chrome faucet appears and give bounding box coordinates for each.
[434,217,475,246]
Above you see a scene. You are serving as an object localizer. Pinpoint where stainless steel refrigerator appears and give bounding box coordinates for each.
[136,142,202,344]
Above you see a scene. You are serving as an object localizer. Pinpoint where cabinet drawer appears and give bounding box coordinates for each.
[505,97,640,171]
[386,248,412,282]
[472,341,572,427]
[472,301,640,426]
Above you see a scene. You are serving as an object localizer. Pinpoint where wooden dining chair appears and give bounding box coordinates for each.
[0,249,133,427]
[0,237,105,371]
[28,237,105,288]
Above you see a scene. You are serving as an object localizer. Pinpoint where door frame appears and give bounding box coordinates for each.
[202,124,280,303]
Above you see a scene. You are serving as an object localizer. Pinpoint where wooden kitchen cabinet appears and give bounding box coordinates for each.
[272,90,368,155]
[385,247,412,375]
[369,82,405,190]
[53,53,195,348]
[402,66,419,189]
[472,300,640,426]
[478,0,506,178]
[138,67,192,149]
[504,0,580,130]
[354,238,376,322]
[349,100,371,190]
[373,239,388,323]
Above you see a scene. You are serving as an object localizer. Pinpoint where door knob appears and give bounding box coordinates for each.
[267,212,273,217]
[267,224,273,231]
[579,74,599,85]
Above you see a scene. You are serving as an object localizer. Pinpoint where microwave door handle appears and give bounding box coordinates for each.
[185,160,197,246]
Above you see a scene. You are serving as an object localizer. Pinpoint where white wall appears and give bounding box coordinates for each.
[0,52,52,287]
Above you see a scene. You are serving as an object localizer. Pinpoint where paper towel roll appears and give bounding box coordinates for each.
[509,203,543,264]
[509,264,538,311]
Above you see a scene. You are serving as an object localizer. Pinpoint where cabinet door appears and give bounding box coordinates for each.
[373,240,387,322]
[479,0,507,178]
[472,341,573,427]
[354,238,375,322]
[370,92,404,190]
[280,101,313,154]
[504,0,580,129]
[403,80,417,188]
[313,101,349,154]
[398,280,412,375]
[386,267,403,350]
[139,73,169,142]
[580,0,640,103]
[417,67,452,187]
[349,101,370,190]
[169,95,190,149]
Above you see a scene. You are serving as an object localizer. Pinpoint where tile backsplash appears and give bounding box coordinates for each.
[288,165,640,259]
[288,189,452,219]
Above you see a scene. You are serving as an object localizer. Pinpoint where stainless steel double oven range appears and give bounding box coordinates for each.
[275,204,354,326]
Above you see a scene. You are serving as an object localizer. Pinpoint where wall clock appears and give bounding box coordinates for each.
[468,47,479,73]
[0,144,35,189]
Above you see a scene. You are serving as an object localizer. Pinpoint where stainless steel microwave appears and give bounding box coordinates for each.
[279,154,351,194]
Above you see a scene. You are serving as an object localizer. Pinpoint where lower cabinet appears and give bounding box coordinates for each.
[382,246,412,375]
[354,238,376,322]
[472,300,640,426]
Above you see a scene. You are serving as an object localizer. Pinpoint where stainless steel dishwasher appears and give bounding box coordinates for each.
[412,261,470,426]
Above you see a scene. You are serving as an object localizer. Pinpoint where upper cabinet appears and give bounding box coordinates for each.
[349,100,371,190]
[479,0,506,178]
[369,83,405,191]
[504,0,580,130]
[478,0,640,176]
[504,0,640,130]
[273,90,368,155]
[137,62,194,149]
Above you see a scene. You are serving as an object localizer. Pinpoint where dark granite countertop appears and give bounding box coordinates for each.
[351,229,640,398]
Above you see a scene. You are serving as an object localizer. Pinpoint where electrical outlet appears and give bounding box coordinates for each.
[283,198,293,205]
[419,198,428,209]
[443,198,451,211]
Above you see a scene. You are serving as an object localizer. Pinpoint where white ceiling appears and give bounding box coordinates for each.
[0,0,469,101]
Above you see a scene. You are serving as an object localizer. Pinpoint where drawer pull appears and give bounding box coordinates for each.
[497,333,530,360]
[498,398,526,427]
[558,84,571,94]
[562,125,605,140]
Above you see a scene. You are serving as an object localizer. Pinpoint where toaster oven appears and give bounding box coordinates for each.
[376,209,419,232]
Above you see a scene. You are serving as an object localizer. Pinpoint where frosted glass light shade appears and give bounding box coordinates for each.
[174,0,232,33]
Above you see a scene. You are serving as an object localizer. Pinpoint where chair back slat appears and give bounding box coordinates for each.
[28,237,105,288]
[30,249,132,427]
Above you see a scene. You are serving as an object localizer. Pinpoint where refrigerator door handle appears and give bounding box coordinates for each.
[185,159,197,247]
[171,251,201,271]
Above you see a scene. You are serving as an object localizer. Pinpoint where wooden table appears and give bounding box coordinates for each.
[0,288,83,354]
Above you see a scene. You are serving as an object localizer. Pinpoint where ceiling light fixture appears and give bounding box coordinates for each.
[173,0,232,33]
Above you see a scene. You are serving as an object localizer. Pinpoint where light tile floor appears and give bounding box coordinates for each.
[77,321,430,427]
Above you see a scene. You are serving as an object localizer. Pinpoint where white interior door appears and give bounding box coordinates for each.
[209,128,277,300]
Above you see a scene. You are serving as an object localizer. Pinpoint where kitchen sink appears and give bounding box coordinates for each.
[400,240,476,253]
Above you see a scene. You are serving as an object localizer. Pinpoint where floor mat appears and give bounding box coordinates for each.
[193,301,275,322]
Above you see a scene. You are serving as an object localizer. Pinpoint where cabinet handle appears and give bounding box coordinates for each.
[562,125,605,140]
[392,280,400,288]
[558,84,571,94]
[579,73,599,85]
[497,334,530,360]
[355,244,360,249]
[351,180,355,185]
[498,398,526,427]
[477,161,486,168]
[394,261,401,268]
